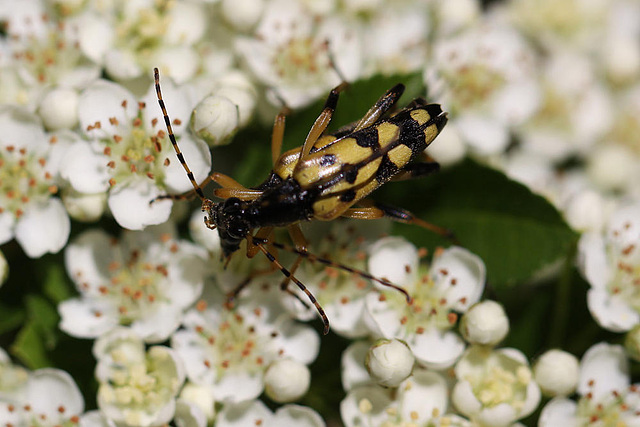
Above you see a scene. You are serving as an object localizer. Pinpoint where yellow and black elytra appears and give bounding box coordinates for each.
[154,68,448,334]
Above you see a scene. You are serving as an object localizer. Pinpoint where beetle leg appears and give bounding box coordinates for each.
[296,82,349,163]
[246,227,274,259]
[279,224,309,291]
[353,83,405,132]
[356,201,456,242]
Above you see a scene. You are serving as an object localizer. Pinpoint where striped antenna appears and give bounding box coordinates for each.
[154,67,206,201]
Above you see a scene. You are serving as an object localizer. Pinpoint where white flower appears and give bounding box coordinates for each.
[451,345,541,427]
[0,107,71,257]
[0,368,84,427]
[0,347,28,401]
[578,203,640,332]
[360,2,431,76]
[62,79,211,230]
[365,241,486,369]
[286,220,392,338]
[341,341,372,392]
[340,369,451,427]
[94,328,185,427]
[534,349,579,397]
[70,1,208,83]
[264,358,311,403]
[365,338,415,388]
[59,225,206,343]
[236,0,362,108]
[171,285,319,403]
[0,14,100,110]
[216,400,325,427]
[539,342,640,426]
[424,21,540,157]
[516,50,613,162]
[505,0,612,52]
[586,84,640,195]
[459,300,509,346]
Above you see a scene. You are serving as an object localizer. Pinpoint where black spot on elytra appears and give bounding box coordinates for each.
[319,154,337,167]
[344,167,358,184]
[339,189,356,203]
[354,127,380,149]
[376,155,399,183]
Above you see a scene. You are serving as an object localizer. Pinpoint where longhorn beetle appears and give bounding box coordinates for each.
[154,68,448,334]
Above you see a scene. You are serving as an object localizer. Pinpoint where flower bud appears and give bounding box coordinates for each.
[39,88,79,131]
[264,359,310,403]
[191,95,239,146]
[459,300,509,346]
[62,189,107,222]
[179,382,216,421]
[221,0,264,31]
[365,339,415,388]
[533,349,579,397]
[587,144,638,192]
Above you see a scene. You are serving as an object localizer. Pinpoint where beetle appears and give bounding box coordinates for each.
[153,68,448,334]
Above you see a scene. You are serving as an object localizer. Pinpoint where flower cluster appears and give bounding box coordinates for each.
[0,0,640,426]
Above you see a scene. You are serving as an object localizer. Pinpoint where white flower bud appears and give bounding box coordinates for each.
[533,349,579,397]
[435,0,480,34]
[62,189,107,222]
[215,86,257,128]
[563,189,607,233]
[38,88,79,131]
[459,300,509,346]
[221,0,264,31]
[0,250,8,287]
[587,144,638,192]
[603,36,640,86]
[264,359,310,403]
[179,382,216,421]
[191,95,239,146]
[365,339,415,388]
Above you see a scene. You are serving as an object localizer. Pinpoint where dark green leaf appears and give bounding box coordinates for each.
[377,159,578,288]
[25,294,60,349]
[0,302,25,335]
[42,262,74,304]
[11,321,51,369]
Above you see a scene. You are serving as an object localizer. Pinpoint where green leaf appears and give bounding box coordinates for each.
[376,159,578,289]
[0,302,25,335]
[42,262,74,304]
[11,321,52,369]
[25,294,60,349]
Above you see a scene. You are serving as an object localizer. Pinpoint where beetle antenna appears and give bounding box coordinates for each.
[154,67,206,201]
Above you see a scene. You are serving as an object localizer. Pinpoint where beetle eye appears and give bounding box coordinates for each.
[223,197,242,214]
[227,221,247,240]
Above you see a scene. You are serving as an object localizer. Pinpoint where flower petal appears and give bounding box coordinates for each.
[108,179,173,230]
[15,198,70,258]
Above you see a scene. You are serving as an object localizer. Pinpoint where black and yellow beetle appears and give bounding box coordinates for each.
[153,68,448,334]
